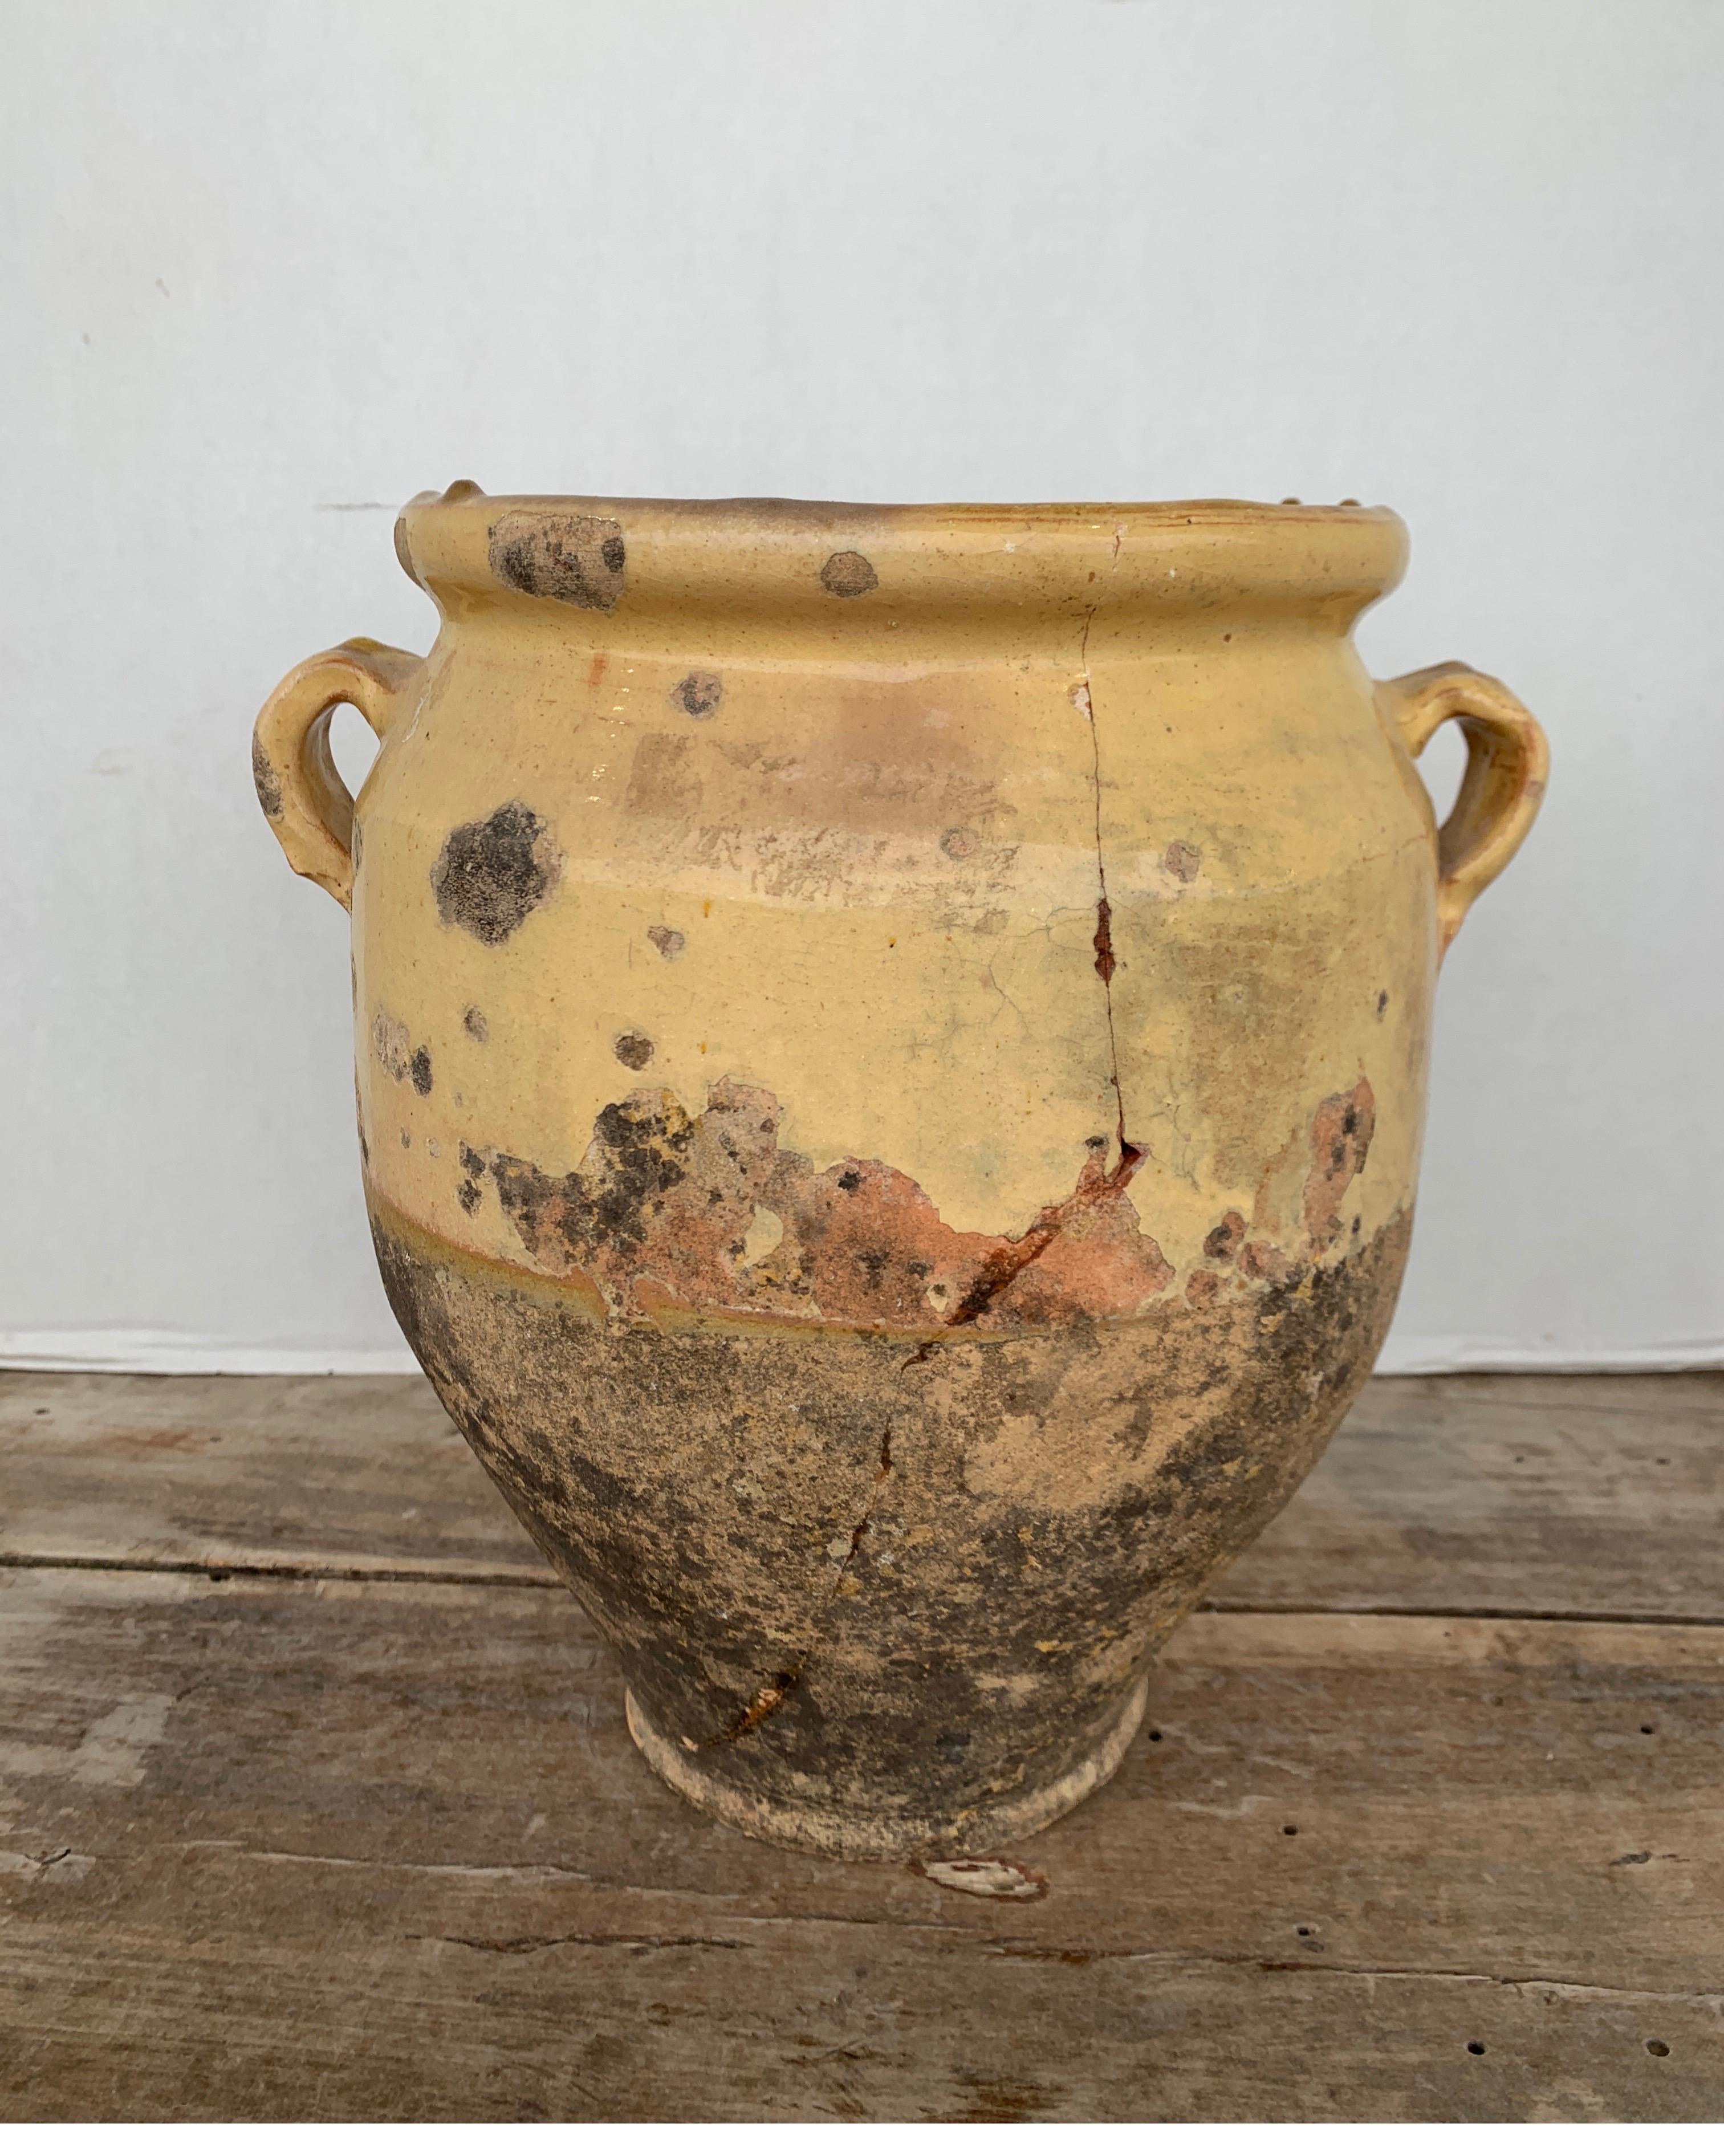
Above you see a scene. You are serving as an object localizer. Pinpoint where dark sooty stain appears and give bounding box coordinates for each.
[614,1032,655,1070]
[672,672,723,718]
[431,803,559,945]
[820,550,879,599]
[251,737,283,820]
[488,511,626,612]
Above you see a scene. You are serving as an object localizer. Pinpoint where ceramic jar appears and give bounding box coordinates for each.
[254,488,1546,1857]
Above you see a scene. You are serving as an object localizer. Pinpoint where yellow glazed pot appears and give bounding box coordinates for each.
[254,489,1547,1859]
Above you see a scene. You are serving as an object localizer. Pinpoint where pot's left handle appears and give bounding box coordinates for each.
[253,638,425,909]
[1377,662,1549,960]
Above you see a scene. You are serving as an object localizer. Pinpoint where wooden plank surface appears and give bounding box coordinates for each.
[6,1370,1722,1617]
[2,1371,1722,2120]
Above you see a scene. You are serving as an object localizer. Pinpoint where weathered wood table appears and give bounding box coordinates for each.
[2,1371,1719,2121]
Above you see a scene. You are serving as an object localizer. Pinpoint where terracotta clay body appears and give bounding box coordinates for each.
[254,491,1547,1857]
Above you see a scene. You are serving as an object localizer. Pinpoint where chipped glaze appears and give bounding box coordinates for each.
[253,487,1547,1858]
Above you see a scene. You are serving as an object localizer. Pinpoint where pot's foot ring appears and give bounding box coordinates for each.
[624,1673,1149,1862]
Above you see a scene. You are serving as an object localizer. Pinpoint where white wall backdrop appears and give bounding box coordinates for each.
[2,0,1719,1372]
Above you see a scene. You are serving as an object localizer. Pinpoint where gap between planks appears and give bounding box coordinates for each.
[4,1546,1722,1630]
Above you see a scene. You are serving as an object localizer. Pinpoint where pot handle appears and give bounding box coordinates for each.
[1376,662,1548,958]
[253,638,425,910]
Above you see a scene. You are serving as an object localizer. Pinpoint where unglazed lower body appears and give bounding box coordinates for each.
[369,1196,1410,1860]
[625,1670,1150,1860]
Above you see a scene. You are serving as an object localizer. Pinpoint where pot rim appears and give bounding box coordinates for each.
[395,485,1410,624]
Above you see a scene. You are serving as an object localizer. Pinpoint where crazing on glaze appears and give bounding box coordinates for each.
[254,487,1547,1858]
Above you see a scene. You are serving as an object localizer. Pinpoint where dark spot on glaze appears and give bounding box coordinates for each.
[432,802,559,945]
[410,1047,433,1097]
[819,550,879,599]
[489,511,626,612]
[648,925,686,961]
[251,737,283,820]
[463,1006,489,1043]
[672,673,723,719]
[490,1094,695,1276]
[1376,990,1390,1017]
[460,1144,487,1177]
[941,827,978,860]
[1164,840,1202,884]
[614,1032,655,1071]
[458,1179,483,1215]
[400,1129,411,1149]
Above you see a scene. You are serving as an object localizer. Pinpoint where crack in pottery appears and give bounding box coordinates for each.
[254,490,1547,1856]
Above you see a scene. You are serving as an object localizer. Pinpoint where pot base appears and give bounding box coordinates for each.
[624,1672,1150,1862]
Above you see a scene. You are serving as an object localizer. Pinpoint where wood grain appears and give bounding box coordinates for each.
[2,1371,1721,2119]
[4,1370,1721,1616]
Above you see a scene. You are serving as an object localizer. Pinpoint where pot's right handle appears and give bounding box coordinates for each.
[253,637,425,910]
[1376,662,1549,959]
